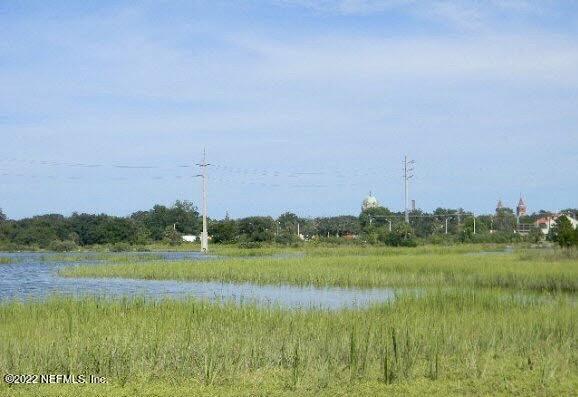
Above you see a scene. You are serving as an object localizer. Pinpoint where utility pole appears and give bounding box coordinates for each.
[473,214,476,235]
[196,149,210,253]
[445,218,450,234]
[403,155,415,224]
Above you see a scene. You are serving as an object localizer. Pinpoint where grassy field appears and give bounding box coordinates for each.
[0,291,576,396]
[61,247,578,293]
[2,245,577,396]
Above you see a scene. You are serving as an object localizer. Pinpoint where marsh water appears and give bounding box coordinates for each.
[0,252,396,309]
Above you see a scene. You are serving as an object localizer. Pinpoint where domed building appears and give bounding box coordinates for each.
[362,192,380,211]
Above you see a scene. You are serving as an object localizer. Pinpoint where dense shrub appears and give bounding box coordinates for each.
[48,240,78,252]
[380,223,417,247]
[109,242,132,252]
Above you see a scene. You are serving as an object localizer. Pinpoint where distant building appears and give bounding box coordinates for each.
[516,196,527,217]
[362,192,380,211]
[535,214,578,235]
[182,235,198,243]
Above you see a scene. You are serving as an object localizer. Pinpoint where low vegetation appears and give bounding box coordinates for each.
[0,290,576,396]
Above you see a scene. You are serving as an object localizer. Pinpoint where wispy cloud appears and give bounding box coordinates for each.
[273,0,555,30]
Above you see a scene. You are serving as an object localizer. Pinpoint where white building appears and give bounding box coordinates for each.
[535,214,578,235]
[182,235,198,243]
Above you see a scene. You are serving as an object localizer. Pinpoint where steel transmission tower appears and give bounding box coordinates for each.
[196,149,210,253]
[403,155,415,224]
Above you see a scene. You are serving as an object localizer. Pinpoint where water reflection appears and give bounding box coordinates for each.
[0,252,396,309]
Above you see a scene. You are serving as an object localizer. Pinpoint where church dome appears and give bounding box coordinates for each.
[362,192,379,211]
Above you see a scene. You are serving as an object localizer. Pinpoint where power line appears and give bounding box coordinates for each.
[0,171,370,190]
[0,158,398,179]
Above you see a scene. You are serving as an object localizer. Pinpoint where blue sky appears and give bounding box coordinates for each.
[1,0,577,219]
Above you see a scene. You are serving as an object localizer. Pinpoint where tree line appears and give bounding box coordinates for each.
[0,203,576,250]
[0,201,200,250]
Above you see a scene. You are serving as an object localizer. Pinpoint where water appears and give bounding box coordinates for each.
[0,252,396,309]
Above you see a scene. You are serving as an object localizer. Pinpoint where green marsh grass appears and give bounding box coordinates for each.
[61,249,578,293]
[518,247,578,261]
[0,257,14,264]
[0,290,575,396]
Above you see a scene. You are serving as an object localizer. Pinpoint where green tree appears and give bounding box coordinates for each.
[11,214,71,248]
[131,201,201,241]
[171,200,202,234]
[237,217,275,242]
[382,223,417,247]
[359,207,393,230]
[494,208,517,233]
[459,216,489,242]
[277,212,299,233]
[133,222,152,245]
[163,225,182,246]
[315,216,360,237]
[475,215,494,234]
[408,209,438,238]
[275,212,303,244]
[210,219,238,244]
[549,216,577,248]
[432,208,461,235]
[94,217,140,244]
[0,208,6,223]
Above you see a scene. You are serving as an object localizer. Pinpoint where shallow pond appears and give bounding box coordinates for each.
[0,252,397,309]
